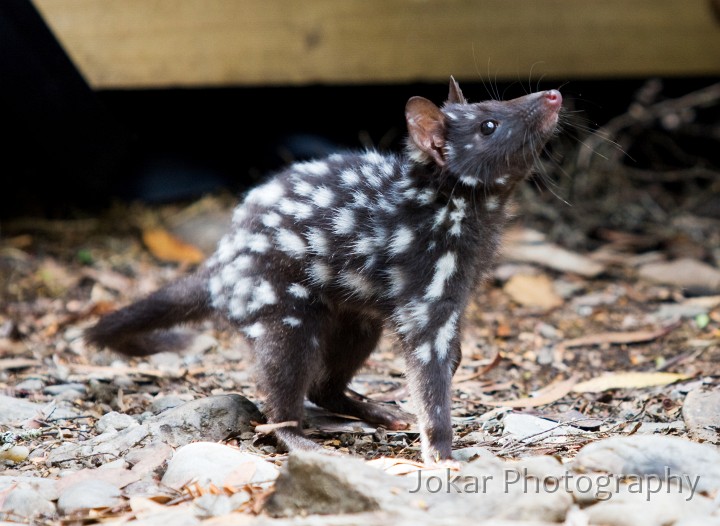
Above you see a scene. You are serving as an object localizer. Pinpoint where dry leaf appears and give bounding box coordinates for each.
[454,351,502,382]
[503,274,563,310]
[560,324,678,350]
[503,228,605,277]
[142,228,205,264]
[572,372,689,393]
[483,375,579,408]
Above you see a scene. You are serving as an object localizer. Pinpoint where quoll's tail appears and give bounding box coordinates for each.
[85,271,213,356]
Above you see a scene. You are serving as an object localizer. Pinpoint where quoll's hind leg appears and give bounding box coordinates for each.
[247,305,329,452]
[308,311,412,431]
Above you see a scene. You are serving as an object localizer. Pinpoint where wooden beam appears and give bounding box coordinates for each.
[32,0,720,89]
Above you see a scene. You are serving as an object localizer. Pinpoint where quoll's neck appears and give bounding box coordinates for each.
[405,160,521,215]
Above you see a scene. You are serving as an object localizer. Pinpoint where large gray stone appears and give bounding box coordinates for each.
[146,394,262,446]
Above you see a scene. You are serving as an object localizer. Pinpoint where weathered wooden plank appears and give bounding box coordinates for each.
[32,0,720,88]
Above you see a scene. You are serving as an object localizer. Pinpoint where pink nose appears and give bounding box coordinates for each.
[544,90,562,108]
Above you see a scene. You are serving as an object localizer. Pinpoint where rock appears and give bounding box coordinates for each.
[57,479,123,514]
[682,387,720,443]
[125,442,174,477]
[502,413,582,442]
[48,395,260,467]
[0,395,76,425]
[96,411,139,433]
[0,476,59,501]
[265,450,414,517]
[583,483,716,526]
[192,493,233,518]
[451,446,494,462]
[47,426,151,467]
[150,394,189,414]
[638,258,720,293]
[146,394,262,446]
[15,378,44,392]
[44,383,87,396]
[161,442,278,489]
[573,435,720,494]
[505,455,567,481]
[0,485,56,519]
[266,451,571,522]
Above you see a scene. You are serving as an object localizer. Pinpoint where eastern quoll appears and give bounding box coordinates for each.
[86,78,562,462]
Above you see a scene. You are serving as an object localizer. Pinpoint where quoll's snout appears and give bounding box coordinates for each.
[543,89,563,110]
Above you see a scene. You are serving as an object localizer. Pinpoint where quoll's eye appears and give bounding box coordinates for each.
[480,120,498,136]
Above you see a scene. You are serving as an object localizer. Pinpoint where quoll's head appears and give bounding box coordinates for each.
[405,77,562,189]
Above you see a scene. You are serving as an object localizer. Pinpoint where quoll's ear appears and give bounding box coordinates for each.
[447,76,467,104]
[405,96,447,167]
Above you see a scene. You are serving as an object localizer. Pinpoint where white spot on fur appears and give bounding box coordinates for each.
[486,196,500,211]
[216,235,240,263]
[389,225,414,256]
[464,143,474,150]
[305,227,329,256]
[403,188,418,200]
[351,190,369,208]
[262,212,282,228]
[449,197,467,236]
[282,316,302,327]
[425,252,457,300]
[232,206,248,224]
[312,186,335,208]
[406,143,429,165]
[417,188,435,205]
[459,175,478,187]
[278,198,313,220]
[415,342,432,364]
[361,164,382,187]
[288,283,310,298]
[209,275,224,298]
[220,256,252,285]
[309,261,333,284]
[464,112,476,120]
[332,208,355,235]
[435,311,459,360]
[293,180,314,197]
[340,271,374,297]
[395,301,429,334]
[248,234,270,253]
[296,160,329,176]
[380,161,394,176]
[433,206,449,230]
[363,151,383,164]
[243,322,266,339]
[386,266,406,297]
[246,181,285,207]
[247,280,277,313]
[353,235,376,256]
[378,198,396,214]
[495,175,508,185]
[445,111,458,121]
[276,228,307,257]
[340,169,360,186]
